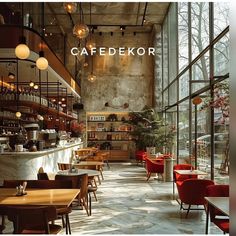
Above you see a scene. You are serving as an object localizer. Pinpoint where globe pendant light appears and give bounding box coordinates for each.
[73,3,89,39]
[88,55,96,83]
[86,3,96,51]
[63,2,77,13]
[88,73,96,82]
[36,51,48,70]
[15,3,30,59]
[15,36,30,59]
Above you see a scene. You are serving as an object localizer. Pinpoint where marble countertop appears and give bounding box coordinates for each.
[0,141,83,157]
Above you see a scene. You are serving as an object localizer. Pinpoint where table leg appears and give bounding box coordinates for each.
[205,203,209,234]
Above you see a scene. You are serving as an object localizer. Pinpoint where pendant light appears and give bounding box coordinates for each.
[15,3,30,59]
[86,3,96,51]
[73,3,89,39]
[88,55,96,82]
[63,2,77,14]
[36,3,48,70]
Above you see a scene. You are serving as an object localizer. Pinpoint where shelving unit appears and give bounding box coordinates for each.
[86,112,133,161]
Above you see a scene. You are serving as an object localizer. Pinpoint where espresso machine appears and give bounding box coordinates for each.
[23,123,39,151]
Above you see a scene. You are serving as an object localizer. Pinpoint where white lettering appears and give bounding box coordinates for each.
[71,47,79,56]
[91,47,96,55]
[99,47,106,55]
[109,48,116,56]
[148,47,155,55]
[80,47,89,56]
[119,47,125,55]
[137,47,145,56]
[127,47,135,55]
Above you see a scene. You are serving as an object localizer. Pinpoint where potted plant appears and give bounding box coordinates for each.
[125,106,175,155]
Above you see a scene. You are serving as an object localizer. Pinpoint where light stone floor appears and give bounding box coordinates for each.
[3,162,225,235]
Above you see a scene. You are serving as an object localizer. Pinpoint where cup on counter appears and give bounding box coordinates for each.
[15,144,24,152]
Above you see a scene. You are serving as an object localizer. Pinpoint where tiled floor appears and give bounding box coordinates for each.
[3,162,224,234]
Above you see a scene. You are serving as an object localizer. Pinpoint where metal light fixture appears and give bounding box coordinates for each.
[73,3,89,39]
[36,51,48,70]
[15,111,22,118]
[63,2,77,13]
[86,3,96,51]
[29,81,34,87]
[15,3,30,59]
[88,55,96,83]
[8,72,15,79]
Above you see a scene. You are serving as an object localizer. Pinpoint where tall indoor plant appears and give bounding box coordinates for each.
[125,106,175,154]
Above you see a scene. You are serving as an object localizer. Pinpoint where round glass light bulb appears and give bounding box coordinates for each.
[15,111,22,118]
[29,81,34,87]
[15,43,30,59]
[34,84,39,90]
[36,56,48,70]
[73,23,89,39]
[88,73,97,83]
[63,2,77,13]
[37,114,44,121]
[86,39,96,51]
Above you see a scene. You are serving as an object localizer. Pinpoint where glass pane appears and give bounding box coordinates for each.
[214,33,229,76]
[163,17,169,89]
[178,2,189,72]
[163,89,168,108]
[214,2,229,38]
[191,2,209,59]
[168,3,177,82]
[179,71,189,100]
[154,31,163,109]
[178,100,190,162]
[165,107,177,157]
[169,81,177,105]
[192,52,210,93]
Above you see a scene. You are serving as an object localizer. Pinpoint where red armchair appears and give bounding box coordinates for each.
[135,150,147,164]
[176,178,214,217]
[145,157,164,181]
[206,185,229,234]
[173,164,197,196]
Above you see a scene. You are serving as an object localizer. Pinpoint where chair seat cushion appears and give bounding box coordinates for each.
[213,219,229,233]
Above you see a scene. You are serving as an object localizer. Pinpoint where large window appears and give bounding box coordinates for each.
[155,2,229,183]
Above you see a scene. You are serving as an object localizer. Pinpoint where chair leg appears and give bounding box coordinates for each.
[180,201,183,210]
[88,193,92,216]
[61,215,65,228]
[147,172,151,181]
[97,175,101,185]
[81,197,90,216]
[65,214,71,235]
[185,205,191,218]
[93,191,97,201]
[100,169,104,180]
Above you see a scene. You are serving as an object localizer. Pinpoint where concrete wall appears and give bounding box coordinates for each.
[81,31,155,112]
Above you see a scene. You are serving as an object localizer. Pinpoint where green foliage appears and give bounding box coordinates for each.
[125,106,175,151]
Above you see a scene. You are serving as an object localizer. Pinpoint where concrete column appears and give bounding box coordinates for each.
[164,158,174,182]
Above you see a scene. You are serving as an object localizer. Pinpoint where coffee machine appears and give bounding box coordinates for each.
[23,123,39,151]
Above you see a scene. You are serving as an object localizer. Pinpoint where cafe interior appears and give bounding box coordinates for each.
[0,1,230,235]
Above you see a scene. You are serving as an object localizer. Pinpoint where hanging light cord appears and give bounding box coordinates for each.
[89,2,92,40]
[21,3,24,36]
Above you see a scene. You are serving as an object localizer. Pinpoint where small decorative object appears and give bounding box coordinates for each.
[107,114,118,121]
[192,96,202,105]
[121,116,126,122]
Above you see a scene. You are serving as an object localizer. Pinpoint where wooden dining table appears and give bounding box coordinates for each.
[205,197,229,234]
[0,188,80,207]
[174,169,208,176]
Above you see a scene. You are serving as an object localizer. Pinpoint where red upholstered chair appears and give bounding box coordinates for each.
[135,150,147,164]
[206,185,229,234]
[145,157,164,181]
[176,178,214,218]
[173,164,198,196]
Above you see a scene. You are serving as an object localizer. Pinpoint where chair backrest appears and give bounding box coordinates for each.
[145,157,164,173]
[3,180,72,189]
[206,184,229,221]
[37,172,49,180]
[178,179,215,205]
[7,206,58,234]
[55,174,88,199]
[173,164,196,182]
[57,163,70,171]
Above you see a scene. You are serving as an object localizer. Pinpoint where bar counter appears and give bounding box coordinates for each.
[0,141,83,184]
